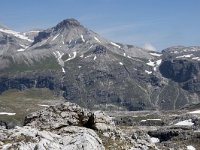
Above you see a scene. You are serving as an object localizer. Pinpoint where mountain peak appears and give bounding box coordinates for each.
[54,18,81,30]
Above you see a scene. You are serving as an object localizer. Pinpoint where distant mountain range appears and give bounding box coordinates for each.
[0,18,200,110]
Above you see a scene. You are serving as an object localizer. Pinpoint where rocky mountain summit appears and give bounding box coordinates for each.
[0,18,200,112]
[0,102,158,150]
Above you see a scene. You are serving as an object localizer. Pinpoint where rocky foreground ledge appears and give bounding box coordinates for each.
[0,102,157,150]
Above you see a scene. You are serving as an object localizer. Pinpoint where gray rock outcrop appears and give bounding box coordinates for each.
[0,102,109,150]
[24,102,116,132]
[0,126,104,150]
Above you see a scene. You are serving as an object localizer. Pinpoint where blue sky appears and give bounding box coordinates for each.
[0,0,200,50]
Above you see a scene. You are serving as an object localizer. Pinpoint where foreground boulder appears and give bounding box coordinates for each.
[24,102,115,132]
[23,102,134,149]
[0,126,104,150]
[0,102,158,150]
[0,102,109,150]
[24,102,93,130]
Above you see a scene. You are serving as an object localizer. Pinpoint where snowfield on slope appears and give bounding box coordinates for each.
[0,112,16,116]
[110,42,121,48]
[0,28,33,42]
[175,119,194,126]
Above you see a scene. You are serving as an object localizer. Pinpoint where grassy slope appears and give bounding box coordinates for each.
[1,56,60,74]
[0,88,64,125]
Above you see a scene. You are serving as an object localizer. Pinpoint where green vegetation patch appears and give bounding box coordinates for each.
[2,56,60,74]
[0,88,64,125]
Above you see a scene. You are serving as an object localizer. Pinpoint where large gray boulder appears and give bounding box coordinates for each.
[0,126,105,150]
[0,102,111,150]
[24,102,115,132]
[24,102,92,130]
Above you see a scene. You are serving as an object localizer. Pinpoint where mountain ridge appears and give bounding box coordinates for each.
[0,18,200,111]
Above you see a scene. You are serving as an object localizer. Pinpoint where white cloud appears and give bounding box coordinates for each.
[143,43,157,51]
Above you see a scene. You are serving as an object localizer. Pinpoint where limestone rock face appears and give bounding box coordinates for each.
[93,111,115,131]
[24,102,115,132]
[0,126,105,150]
[24,102,92,130]
[0,102,111,150]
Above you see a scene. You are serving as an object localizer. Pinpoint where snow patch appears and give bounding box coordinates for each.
[38,104,49,107]
[145,70,152,74]
[78,66,82,68]
[0,112,16,116]
[189,110,200,114]
[0,28,33,42]
[187,145,196,150]
[110,42,121,48]
[192,57,199,60]
[20,44,28,48]
[17,44,29,52]
[146,60,155,67]
[85,55,93,58]
[147,119,161,121]
[176,54,193,58]
[156,59,162,66]
[146,59,162,71]
[62,67,65,73]
[64,51,77,62]
[80,55,84,58]
[89,45,93,49]
[17,48,26,52]
[192,57,200,61]
[150,53,162,57]
[81,34,85,42]
[27,30,40,33]
[52,34,59,41]
[94,55,97,60]
[53,51,64,65]
[150,137,160,143]
[175,119,194,126]
[94,37,101,43]
[53,51,65,73]
[73,52,77,57]
[140,120,146,122]
[141,119,162,122]
[123,53,126,56]
[119,62,123,65]
[173,51,179,54]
